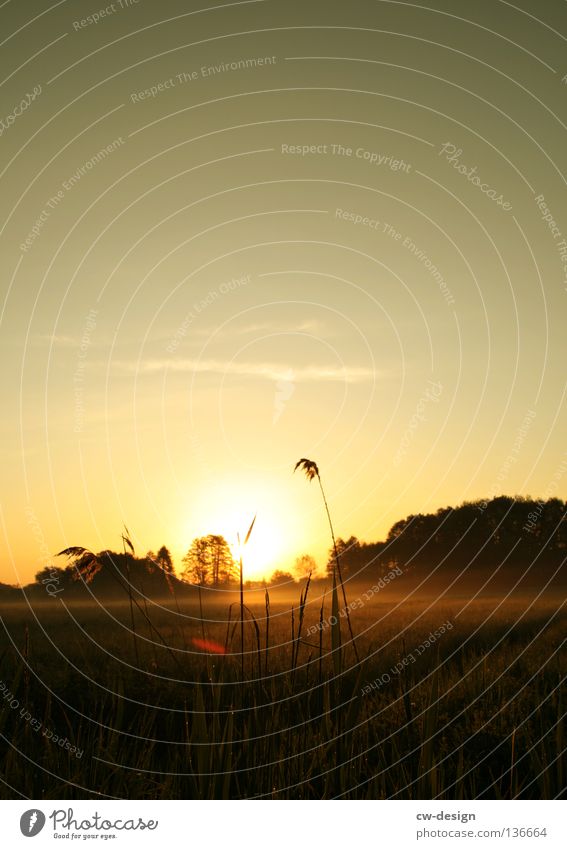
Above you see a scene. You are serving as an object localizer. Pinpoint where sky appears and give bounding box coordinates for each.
[1,0,566,584]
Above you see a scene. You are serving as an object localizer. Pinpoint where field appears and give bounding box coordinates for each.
[0,584,565,800]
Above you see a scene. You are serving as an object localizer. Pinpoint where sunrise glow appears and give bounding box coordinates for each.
[182,481,290,581]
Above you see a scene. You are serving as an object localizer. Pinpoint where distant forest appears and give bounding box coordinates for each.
[334,495,566,578]
[1,495,565,600]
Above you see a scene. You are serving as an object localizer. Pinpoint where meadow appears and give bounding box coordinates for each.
[0,583,565,800]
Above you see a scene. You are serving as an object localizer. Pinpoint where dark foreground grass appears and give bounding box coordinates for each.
[0,591,565,799]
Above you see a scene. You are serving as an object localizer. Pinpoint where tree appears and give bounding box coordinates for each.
[294,553,317,580]
[34,565,65,584]
[270,570,295,585]
[182,538,211,585]
[153,545,174,572]
[209,534,237,584]
[325,536,360,577]
[34,565,70,596]
[181,535,235,586]
[380,496,567,567]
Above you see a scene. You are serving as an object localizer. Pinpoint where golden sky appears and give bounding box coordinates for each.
[1,0,566,583]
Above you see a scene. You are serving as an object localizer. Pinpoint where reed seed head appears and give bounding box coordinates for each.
[294,458,319,481]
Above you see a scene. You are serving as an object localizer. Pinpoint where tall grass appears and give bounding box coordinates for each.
[294,459,359,664]
[121,526,139,667]
[0,592,564,800]
[238,515,256,680]
[4,488,564,799]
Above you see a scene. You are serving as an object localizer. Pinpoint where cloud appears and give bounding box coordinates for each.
[111,358,375,383]
[164,317,328,341]
[232,319,326,336]
[34,334,78,347]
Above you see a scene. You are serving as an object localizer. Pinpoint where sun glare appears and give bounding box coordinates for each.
[184,481,289,581]
[229,512,284,580]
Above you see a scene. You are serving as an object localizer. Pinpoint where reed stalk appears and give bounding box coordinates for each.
[294,459,359,664]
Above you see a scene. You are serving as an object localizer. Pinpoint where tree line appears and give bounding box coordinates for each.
[326,496,566,577]
[2,495,564,599]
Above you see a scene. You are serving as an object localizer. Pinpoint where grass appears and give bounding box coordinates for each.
[295,458,359,663]
[0,588,565,800]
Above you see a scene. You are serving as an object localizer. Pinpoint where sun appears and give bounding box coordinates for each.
[182,479,290,581]
[227,512,284,581]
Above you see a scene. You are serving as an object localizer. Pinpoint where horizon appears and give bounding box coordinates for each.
[9,490,564,589]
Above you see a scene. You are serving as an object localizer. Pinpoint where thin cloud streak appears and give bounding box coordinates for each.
[112,358,376,383]
[166,317,327,340]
